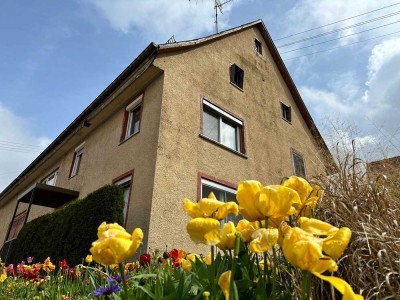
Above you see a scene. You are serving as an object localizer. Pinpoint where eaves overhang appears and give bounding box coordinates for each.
[0,42,159,203]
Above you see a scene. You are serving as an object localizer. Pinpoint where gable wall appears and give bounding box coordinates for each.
[149,27,328,252]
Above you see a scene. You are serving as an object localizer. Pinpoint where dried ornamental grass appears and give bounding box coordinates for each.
[315,145,400,299]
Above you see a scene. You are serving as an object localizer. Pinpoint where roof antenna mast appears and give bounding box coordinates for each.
[214,0,232,33]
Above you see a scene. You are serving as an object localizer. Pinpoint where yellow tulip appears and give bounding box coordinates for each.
[183,197,238,220]
[281,224,363,299]
[90,222,143,265]
[299,217,352,260]
[218,270,232,300]
[204,252,212,265]
[85,255,93,264]
[236,180,264,221]
[256,185,301,218]
[181,259,192,271]
[235,219,260,243]
[0,273,6,283]
[186,218,221,245]
[283,176,323,215]
[181,253,201,271]
[282,176,312,204]
[249,228,279,253]
[322,227,352,260]
[218,221,237,250]
[281,225,337,273]
[42,257,55,273]
[186,253,201,262]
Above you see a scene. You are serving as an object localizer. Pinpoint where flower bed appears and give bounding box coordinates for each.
[1,176,364,299]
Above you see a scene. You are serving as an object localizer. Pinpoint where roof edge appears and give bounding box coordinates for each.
[0,42,158,202]
[158,19,263,51]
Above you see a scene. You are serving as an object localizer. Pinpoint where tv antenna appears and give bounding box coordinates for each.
[214,0,232,33]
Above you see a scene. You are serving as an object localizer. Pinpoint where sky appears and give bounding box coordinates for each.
[1,0,400,191]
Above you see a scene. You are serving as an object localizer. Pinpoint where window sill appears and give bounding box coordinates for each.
[119,131,140,146]
[199,134,248,159]
[230,82,244,92]
[282,117,292,125]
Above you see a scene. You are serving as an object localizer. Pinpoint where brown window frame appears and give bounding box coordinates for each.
[112,170,134,227]
[291,148,307,178]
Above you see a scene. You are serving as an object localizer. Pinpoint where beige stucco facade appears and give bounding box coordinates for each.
[0,21,331,258]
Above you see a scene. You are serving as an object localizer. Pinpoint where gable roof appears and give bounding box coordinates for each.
[158,19,332,164]
[0,20,332,202]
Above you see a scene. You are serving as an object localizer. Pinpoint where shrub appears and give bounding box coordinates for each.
[8,185,124,266]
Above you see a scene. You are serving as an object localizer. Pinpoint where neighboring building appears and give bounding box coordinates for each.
[0,20,333,260]
[368,156,400,177]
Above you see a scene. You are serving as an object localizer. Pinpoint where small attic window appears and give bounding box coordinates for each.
[255,39,262,55]
[230,64,244,90]
[281,102,292,123]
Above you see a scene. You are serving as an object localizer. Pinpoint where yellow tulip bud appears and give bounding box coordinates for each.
[218,221,237,250]
[85,255,93,264]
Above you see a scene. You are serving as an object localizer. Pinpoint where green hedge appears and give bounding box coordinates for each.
[8,185,124,266]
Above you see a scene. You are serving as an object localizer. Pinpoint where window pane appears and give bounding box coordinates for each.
[202,185,224,200]
[293,153,306,178]
[221,121,237,150]
[128,105,141,136]
[203,110,219,141]
[122,185,130,221]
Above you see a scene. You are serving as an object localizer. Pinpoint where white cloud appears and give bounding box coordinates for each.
[299,35,400,158]
[0,103,51,192]
[82,0,239,41]
[280,0,400,56]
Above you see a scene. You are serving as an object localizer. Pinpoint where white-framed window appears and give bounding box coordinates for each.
[124,95,143,139]
[281,102,292,123]
[42,169,58,186]
[292,149,306,178]
[201,99,244,153]
[70,143,84,177]
[114,174,132,226]
[201,178,241,224]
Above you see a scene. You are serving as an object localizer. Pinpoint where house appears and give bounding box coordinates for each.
[0,20,333,261]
